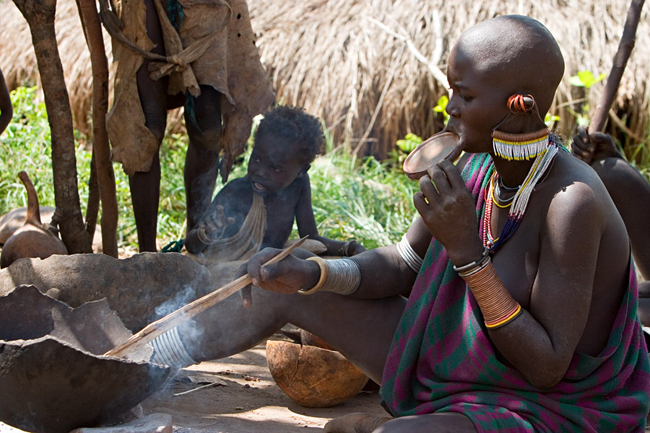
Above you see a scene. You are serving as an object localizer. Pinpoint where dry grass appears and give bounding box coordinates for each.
[1,0,648,159]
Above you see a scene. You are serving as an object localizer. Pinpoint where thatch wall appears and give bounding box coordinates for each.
[1,0,649,159]
[0,0,112,137]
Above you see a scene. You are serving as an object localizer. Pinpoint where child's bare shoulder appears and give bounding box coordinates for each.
[218,177,253,195]
[214,178,254,210]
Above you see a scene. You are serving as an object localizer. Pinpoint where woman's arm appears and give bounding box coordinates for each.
[241,214,432,306]
[573,128,650,279]
[591,158,650,280]
[488,184,603,388]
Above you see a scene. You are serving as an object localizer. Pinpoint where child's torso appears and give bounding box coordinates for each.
[220,177,304,249]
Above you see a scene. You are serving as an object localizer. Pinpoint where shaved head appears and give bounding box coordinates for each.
[454,15,565,115]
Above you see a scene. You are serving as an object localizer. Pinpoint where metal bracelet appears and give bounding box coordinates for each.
[150,327,196,369]
[300,256,330,295]
[338,240,356,256]
[452,247,491,274]
[196,226,214,245]
[458,255,491,277]
[396,234,424,273]
[299,258,361,296]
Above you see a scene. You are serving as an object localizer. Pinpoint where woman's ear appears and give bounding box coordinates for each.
[507,94,535,113]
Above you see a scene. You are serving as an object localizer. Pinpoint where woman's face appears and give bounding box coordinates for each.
[444,46,511,155]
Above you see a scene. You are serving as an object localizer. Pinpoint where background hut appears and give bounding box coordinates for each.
[1,0,648,161]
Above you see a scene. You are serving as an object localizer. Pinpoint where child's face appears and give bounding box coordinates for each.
[444,46,512,155]
[247,132,307,195]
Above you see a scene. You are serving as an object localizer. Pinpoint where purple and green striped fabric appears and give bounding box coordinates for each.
[380,153,650,432]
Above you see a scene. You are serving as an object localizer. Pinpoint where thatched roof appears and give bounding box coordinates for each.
[1,0,648,159]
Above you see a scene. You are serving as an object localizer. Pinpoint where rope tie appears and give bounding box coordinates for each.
[168,55,187,68]
[98,0,231,80]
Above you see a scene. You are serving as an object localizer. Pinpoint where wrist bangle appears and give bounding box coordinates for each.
[197,226,213,245]
[299,256,329,294]
[338,240,356,256]
[461,261,521,329]
[453,246,490,274]
[458,256,491,278]
[485,303,522,329]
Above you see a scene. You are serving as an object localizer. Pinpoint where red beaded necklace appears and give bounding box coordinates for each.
[482,173,498,248]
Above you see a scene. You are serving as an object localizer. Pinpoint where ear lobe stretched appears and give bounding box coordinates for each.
[507,94,535,114]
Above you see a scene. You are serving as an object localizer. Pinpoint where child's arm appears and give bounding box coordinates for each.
[294,175,366,256]
[184,204,235,254]
[0,70,13,136]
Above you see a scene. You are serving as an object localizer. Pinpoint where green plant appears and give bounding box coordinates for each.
[307,149,419,250]
[545,112,560,129]
[568,70,605,127]
[395,133,422,154]
[569,71,605,89]
[433,94,449,125]
[1,87,55,213]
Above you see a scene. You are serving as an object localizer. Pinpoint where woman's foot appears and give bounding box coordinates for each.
[324,413,392,433]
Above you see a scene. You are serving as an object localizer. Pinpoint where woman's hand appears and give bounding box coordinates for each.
[238,248,320,307]
[571,126,623,165]
[413,159,483,266]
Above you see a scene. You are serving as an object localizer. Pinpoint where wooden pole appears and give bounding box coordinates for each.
[591,0,646,132]
[76,0,119,257]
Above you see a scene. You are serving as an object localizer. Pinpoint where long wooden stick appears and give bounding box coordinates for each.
[105,236,308,358]
[591,0,645,132]
[76,0,119,257]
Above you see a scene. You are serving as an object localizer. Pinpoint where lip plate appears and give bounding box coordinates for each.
[403,132,460,179]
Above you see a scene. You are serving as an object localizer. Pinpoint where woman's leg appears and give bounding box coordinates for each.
[323,412,476,433]
[130,0,168,252]
[180,288,407,384]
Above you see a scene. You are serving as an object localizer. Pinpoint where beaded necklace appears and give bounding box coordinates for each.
[482,134,561,252]
[483,178,498,247]
[491,174,516,208]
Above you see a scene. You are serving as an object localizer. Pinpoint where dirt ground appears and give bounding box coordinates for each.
[144,339,386,432]
[0,335,386,433]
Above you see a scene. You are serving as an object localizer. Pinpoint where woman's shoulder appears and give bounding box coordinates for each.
[543,150,613,220]
[552,149,605,189]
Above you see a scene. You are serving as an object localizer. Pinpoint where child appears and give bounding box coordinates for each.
[183,106,365,262]
[0,68,12,136]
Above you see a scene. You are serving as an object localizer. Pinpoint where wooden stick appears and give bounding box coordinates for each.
[105,236,308,359]
[591,0,645,132]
